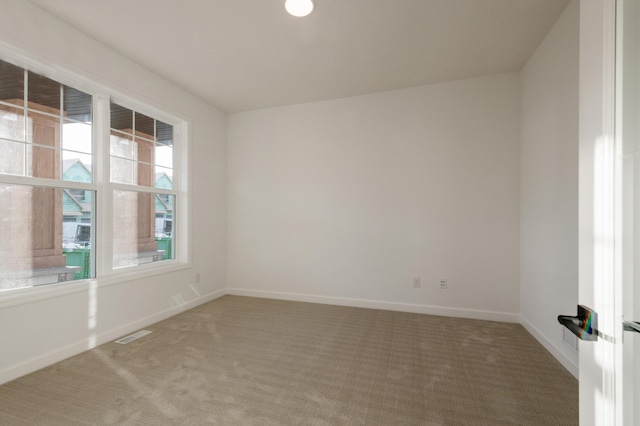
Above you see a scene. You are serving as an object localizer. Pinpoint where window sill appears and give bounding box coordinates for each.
[0,261,191,309]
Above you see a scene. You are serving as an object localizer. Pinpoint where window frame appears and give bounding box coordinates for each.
[0,49,191,303]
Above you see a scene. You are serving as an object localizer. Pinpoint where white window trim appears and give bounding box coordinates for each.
[0,48,191,306]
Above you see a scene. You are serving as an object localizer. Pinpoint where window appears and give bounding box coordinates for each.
[0,57,184,291]
[110,102,176,268]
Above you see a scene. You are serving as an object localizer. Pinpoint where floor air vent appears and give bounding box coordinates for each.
[115,330,153,344]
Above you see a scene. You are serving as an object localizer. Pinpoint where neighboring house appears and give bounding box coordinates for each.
[62,190,91,222]
[62,159,173,236]
[62,159,92,242]
[62,158,92,183]
[155,172,173,235]
[155,171,172,190]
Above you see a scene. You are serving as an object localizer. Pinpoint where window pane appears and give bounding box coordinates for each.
[63,86,91,123]
[63,121,91,155]
[26,144,59,179]
[135,111,154,140]
[110,103,133,134]
[0,60,25,108]
[138,160,153,187]
[62,153,92,183]
[0,105,25,142]
[156,120,173,147]
[136,141,152,163]
[136,135,154,184]
[61,187,94,281]
[155,122,173,180]
[27,110,60,146]
[113,190,167,268]
[110,137,154,187]
[0,183,94,290]
[23,109,61,181]
[111,156,136,185]
[155,143,172,169]
[0,139,25,175]
[155,194,174,260]
[28,71,61,111]
[155,166,173,189]
[110,132,135,159]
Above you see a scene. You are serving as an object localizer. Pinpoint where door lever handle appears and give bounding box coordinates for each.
[623,320,640,334]
[558,305,598,341]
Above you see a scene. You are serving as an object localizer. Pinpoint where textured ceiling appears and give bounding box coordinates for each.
[27,0,570,113]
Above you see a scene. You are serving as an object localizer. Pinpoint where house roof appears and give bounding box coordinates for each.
[62,158,90,175]
[62,189,89,213]
[155,195,172,213]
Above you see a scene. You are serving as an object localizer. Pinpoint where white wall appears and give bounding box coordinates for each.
[0,0,580,385]
[519,0,579,377]
[0,1,227,384]
[227,73,521,321]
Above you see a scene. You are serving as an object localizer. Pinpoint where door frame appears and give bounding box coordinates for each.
[578,0,621,425]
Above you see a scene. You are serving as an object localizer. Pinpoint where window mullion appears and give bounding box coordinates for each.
[94,93,112,277]
[175,121,188,264]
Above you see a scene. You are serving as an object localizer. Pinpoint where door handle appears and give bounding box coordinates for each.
[623,320,640,334]
[558,305,598,341]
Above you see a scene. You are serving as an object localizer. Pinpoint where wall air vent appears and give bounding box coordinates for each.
[115,330,153,344]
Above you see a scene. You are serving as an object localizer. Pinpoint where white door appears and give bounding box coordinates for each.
[578,1,640,425]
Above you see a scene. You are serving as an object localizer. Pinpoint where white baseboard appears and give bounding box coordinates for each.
[0,288,226,385]
[520,315,579,378]
[226,287,520,323]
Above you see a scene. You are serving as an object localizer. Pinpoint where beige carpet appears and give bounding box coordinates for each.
[0,295,578,425]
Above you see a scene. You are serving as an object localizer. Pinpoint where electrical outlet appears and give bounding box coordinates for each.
[412,277,421,288]
[195,273,201,283]
[439,278,447,289]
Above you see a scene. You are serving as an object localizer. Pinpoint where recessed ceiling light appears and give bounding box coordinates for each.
[285,0,314,17]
